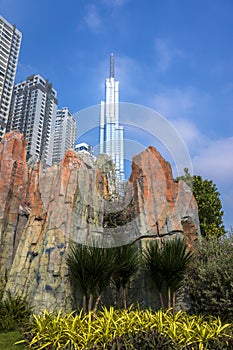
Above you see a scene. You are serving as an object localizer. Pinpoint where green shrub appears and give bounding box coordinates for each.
[103,328,176,349]
[186,235,233,321]
[0,291,33,332]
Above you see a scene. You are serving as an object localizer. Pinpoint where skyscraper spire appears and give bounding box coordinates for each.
[100,54,125,182]
[110,53,115,78]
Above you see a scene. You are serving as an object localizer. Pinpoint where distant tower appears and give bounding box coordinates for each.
[99,53,125,182]
[0,15,22,140]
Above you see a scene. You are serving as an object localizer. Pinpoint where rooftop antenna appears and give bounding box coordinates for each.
[110,53,115,78]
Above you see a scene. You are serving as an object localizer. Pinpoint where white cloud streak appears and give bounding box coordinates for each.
[101,0,128,7]
[84,4,102,32]
[154,38,184,72]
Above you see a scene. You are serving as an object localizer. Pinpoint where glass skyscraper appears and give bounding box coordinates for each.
[99,54,125,182]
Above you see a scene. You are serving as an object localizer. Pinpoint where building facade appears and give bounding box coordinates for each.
[0,15,22,139]
[7,74,57,166]
[99,53,125,182]
[52,107,76,163]
[75,142,93,155]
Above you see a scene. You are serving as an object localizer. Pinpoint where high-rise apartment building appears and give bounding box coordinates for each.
[7,74,57,166]
[99,54,125,182]
[0,15,22,139]
[52,107,77,163]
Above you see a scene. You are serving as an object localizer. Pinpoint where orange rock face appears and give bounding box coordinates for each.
[128,146,199,239]
[0,132,28,273]
[0,132,199,312]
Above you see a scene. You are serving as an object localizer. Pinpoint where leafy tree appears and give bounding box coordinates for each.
[178,168,225,237]
[67,242,115,313]
[143,237,192,309]
[111,243,140,309]
[186,234,233,321]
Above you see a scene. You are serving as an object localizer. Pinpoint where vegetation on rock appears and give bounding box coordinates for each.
[177,168,225,237]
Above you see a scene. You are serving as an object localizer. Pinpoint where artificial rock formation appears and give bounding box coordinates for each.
[0,132,199,313]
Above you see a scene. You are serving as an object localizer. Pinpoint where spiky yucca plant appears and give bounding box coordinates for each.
[143,237,192,308]
[111,243,140,309]
[67,241,115,312]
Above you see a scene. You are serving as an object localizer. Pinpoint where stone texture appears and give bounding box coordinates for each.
[0,131,28,276]
[0,132,199,312]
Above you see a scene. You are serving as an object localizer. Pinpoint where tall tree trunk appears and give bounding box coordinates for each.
[167,287,171,309]
[123,286,127,310]
[93,294,102,315]
[83,295,87,314]
[88,294,93,312]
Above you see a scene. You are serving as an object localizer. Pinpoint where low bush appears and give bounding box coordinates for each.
[104,328,175,349]
[19,307,233,349]
[186,235,233,322]
[0,291,33,332]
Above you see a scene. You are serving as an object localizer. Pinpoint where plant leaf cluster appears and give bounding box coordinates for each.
[143,237,192,308]
[0,291,33,332]
[186,235,233,322]
[177,168,225,237]
[67,241,140,313]
[67,237,192,312]
[18,307,233,349]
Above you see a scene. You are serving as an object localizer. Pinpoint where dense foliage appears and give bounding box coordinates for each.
[111,243,140,309]
[0,291,32,332]
[18,307,233,349]
[186,235,233,322]
[67,242,116,313]
[67,238,191,312]
[67,241,141,312]
[143,237,192,309]
[177,168,225,237]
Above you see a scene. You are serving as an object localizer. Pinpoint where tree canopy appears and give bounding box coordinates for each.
[177,168,225,237]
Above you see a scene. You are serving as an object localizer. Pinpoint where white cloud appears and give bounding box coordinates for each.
[150,87,198,118]
[193,136,233,183]
[101,0,128,7]
[84,4,102,32]
[191,136,233,229]
[154,38,184,72]
[116,55,143,97]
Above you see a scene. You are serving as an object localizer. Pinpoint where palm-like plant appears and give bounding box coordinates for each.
[67,241,115,313]
[143,237,192,309]
[143,239,165,308]
[111,243,140,309]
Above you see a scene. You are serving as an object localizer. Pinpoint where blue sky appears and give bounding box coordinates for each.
[1,0,233,229]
